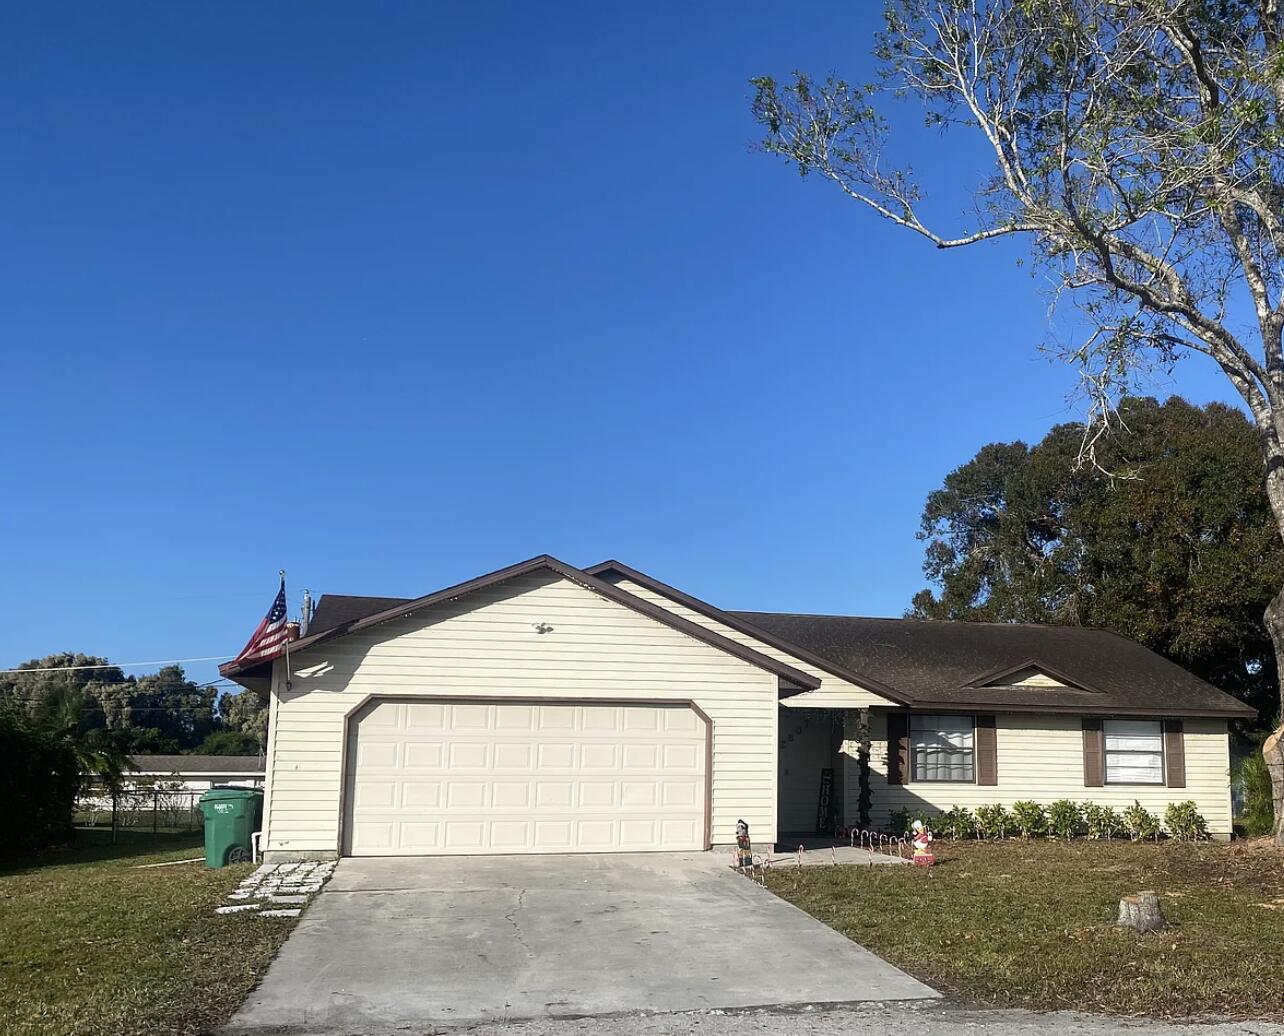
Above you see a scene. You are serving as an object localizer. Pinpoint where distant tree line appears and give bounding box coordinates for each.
[0,653,267,757]
[0,656,266,856]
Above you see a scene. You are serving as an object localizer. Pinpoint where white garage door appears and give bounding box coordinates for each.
[343,699,708,856]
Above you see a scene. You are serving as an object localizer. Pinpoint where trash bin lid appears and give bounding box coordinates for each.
[198,786,263,803]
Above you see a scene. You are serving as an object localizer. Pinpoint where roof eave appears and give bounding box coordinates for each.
[887,698,1257,719]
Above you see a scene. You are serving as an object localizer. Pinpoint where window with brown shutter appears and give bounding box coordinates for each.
[1082,718,1104,787]
[886,712,909,785]
[975,715,997,785]
[1163,719,1186,788]
[908,714,974,781]
[1104,719,1164,784]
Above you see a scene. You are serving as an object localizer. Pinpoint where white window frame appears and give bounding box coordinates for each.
[909,713,975,784]
[1103,719,1165,786]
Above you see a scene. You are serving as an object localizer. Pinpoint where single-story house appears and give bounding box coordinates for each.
[123,754,266,791]
[78,755,265,810]
[221,555,1253,861]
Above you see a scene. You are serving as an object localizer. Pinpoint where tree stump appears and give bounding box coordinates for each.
[1117,891,1165,932]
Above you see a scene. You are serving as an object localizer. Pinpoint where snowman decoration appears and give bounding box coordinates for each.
[910,819,935,867]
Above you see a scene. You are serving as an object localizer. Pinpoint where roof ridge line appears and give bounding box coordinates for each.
[731,609,1119,632]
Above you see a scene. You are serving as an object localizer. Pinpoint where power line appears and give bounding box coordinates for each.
[0,655,234,674]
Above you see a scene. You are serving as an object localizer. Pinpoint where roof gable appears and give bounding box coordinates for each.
[965,659,1102,694]
[221,555,820,693]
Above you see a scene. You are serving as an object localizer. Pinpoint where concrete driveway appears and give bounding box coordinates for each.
[224,853,936,1035]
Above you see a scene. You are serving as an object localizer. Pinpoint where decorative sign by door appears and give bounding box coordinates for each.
[815,767,834,836]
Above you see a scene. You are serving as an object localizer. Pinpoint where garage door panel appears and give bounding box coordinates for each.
[664,709,700,734]
[621,781,658,807]
[623,744,658,768]
[345,700,707,856]
[533,820,573,848]
[400,822,441,850]
[494,704,534,730]
[404,743,444,768]
[447,742,488,768]
[491,781,531,808]
[355,742,399,769]
[581,744,618,769]
[662,782,698,807]
[620,819,656,846]
[581,706,620,730]
[354,781,396,808]
[623,709,659,732]
[536,781,575,807]
[452,704,490,729]
[444,820,485,849]
[537,706,576,731]
[490,820,530,849]
[663,743,700,770]
[402,782,442,807]
[446,782,488,808]
[495,743,534,768]
[404,703,444,729]
[578,781,616,807]
[537,743,576,768]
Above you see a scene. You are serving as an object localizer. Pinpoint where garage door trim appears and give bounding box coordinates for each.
[335,694,713,856]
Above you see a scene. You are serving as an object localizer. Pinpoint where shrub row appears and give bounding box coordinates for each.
[886,799,1209,842]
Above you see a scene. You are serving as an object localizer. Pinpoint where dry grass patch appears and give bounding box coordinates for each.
[0,831,296,1036]
[764,839,1284,1019]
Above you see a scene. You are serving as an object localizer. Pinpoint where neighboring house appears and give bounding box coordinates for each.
[121,755,266,792]
[221,555,1252,862]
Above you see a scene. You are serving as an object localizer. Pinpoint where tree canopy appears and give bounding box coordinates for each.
[914,396,1284,721]
[0,655,265,757]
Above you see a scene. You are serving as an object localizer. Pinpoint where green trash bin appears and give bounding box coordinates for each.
[198,787,263,868]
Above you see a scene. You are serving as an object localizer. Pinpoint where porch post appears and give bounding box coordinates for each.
[857,707,872,829]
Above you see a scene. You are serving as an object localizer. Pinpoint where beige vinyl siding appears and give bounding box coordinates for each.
[607,578,896,709]
[263,571,780,855]
[847,711,1232,836]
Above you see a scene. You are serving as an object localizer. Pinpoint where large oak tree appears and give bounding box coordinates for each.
[752,0,1284,839]
[914,396,1284,723]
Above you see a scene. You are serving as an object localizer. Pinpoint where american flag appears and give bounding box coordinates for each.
[232,576,290,666]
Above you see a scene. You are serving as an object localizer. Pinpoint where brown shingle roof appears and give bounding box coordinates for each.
[240,558,1256,719]
[128,755,264,774]
[730,612,1255,718]
[308,594,412,636]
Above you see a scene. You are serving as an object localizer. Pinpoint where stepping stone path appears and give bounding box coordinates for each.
[215,861,337,919]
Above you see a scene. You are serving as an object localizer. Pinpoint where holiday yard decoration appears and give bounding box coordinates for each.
[910,820,935,867]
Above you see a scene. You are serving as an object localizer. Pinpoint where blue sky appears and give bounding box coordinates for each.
[0,2,1236,691]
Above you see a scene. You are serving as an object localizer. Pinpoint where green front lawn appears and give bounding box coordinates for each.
[765,839,1284,1019]
[0,830,296,1036]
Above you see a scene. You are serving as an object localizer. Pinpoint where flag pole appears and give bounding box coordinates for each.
[281,569,291,692]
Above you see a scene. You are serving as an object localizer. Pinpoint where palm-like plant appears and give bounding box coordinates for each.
[31,686,128,793]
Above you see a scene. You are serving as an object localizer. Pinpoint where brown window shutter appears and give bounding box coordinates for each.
[1082,718,1104,787]
[975,715,997,785]
[886,712,909,785]
[1163,719,1186,788]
